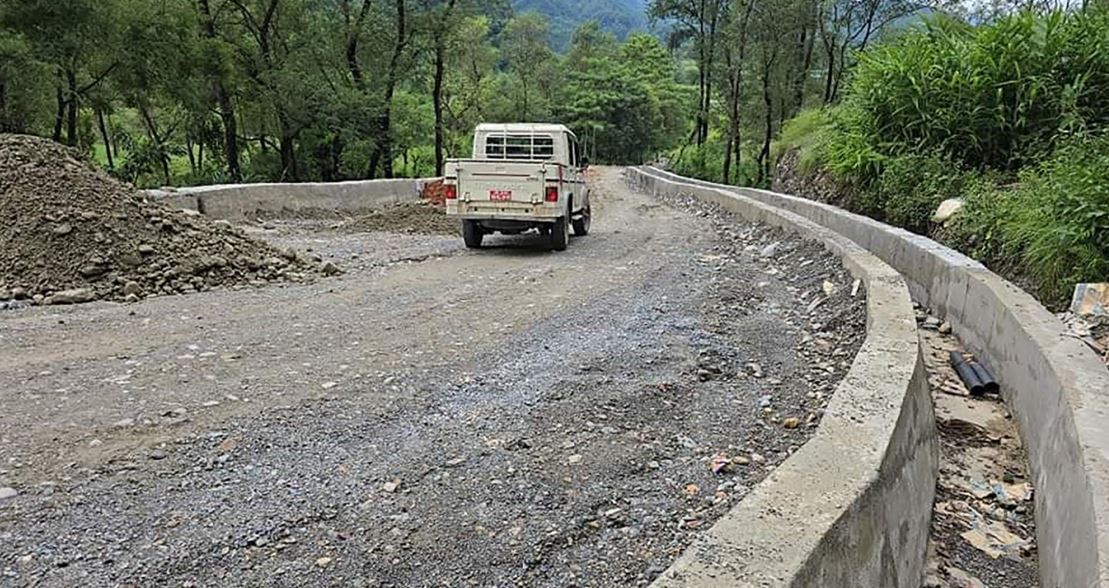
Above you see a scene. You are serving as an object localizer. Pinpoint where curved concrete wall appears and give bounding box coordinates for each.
[148,178,434,220]
[641,166,1109,588]
[627,168,938,587]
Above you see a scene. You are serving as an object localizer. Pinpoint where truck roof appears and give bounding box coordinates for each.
[475,123,576,137]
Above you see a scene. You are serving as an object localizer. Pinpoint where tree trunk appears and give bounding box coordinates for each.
[65,68,78,147]
[186,136,198,173]
[96,107,114,170]
[432,0,457,176]
[0,71,7,131]
[197,0,242,182]
[823,47,835,104]
[433,40,447,176]
[368,0,406,179]
[108,112,120,157]
[278,111,299,182]
[139,104,171,185]
[53,73,65,143]
[757,60,774,186]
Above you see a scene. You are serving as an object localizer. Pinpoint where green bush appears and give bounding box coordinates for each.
[869,152,975,233]
[850,9,1109,171]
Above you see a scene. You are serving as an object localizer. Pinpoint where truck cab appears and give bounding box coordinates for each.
[444,123,591,251]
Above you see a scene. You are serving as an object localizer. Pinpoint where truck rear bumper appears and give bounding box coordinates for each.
[447,201,561,223]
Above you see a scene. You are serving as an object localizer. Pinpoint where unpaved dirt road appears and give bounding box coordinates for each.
[0,168,865,587]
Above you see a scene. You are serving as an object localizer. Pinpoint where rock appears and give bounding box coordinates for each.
[11,286,26,299]
[932,198,965,223]
[939,321,952,335]
[922,317,942,331]
[78,264,107,278]
[382,480,400,493]
[321,261,343,276]
[52,223,73,235]
[822,280,838,296]
[759,242,780,258]
[0,289,11,301]
[113,418,135,428]
[138,244,156,256]
[315,556,333,568]
[122,281,143,296]
[45,288,96,305]
[782,417,801,429]
[568,454,584,465]
[149,449,168,460]
[0,487,18,501]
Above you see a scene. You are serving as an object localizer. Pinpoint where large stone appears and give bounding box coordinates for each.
[45,288,96,305]
[931,198,965,223]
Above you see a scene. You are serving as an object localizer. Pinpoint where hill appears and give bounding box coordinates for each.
[512,0,648,51]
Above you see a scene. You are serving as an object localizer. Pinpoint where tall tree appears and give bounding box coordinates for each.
[197,0,242,181]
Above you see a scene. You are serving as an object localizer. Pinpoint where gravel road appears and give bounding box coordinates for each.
[0,167,865,587]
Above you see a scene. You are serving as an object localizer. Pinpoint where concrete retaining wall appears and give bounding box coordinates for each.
[627,168,938,588]
[640,166,1109,588]
[147,178,433,220]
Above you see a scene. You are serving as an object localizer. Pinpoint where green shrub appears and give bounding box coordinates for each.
[849,8,1109,171]
[773,108,833,174]
[995,135,1109,304]
[870,152,974,233]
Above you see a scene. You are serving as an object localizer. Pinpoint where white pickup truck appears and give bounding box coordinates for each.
[444,123,592,251]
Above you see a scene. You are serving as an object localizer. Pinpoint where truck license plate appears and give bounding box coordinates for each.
[489,190,513,201]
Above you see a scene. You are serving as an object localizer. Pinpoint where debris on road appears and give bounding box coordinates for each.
[340,201,459,235]
[0,134,324,305]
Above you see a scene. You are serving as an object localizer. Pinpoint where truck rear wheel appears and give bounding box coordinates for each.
[550,217,569,251]
[572,204,591,236]
[462,220,484,249]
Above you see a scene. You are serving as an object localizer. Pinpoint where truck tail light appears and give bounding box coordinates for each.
[444,183,457,200]
[545,186,559,202]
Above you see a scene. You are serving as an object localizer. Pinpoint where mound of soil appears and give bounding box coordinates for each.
[0,134,328,305]
[341,201,459,235]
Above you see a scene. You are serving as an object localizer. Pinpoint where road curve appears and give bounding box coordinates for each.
[0,167,865,587]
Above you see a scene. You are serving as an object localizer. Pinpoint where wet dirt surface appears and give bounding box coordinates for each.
[0,168,865,587]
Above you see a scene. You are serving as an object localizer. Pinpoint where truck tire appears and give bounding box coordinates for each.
[462,220,484,249]
[550,217,569,251]
[572,204,591,236]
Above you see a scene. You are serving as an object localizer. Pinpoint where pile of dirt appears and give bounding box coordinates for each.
[0,134,330,306]
[340,201,459,235]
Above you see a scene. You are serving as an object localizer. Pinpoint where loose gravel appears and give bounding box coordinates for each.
[0,168,865,587]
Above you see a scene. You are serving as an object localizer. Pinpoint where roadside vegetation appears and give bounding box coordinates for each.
[775,7,1109,307]
[0,0,686,187]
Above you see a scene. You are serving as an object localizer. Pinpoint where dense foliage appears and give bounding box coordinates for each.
[0,0,684,187]
[777,7,1109,306]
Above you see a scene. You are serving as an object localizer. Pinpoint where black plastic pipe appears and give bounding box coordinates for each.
[950,351,987,395]
[971,362,1000,394]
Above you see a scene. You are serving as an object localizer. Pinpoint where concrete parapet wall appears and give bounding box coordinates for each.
[147,178,433,220]
[627,167,937,588]
[641,166,1109,588]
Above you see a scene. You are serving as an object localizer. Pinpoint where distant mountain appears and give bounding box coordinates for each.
[512,0,649,51]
